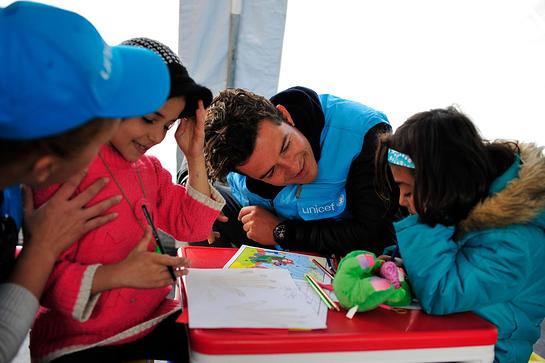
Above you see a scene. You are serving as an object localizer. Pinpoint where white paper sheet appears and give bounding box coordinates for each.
[222,244,336,322]
[185,268,326,329]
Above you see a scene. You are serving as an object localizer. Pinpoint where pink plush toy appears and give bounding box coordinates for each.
[379,261,401,289]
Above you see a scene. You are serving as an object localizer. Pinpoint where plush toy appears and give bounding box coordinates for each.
[380,261,401,288]
[332,250,412,312]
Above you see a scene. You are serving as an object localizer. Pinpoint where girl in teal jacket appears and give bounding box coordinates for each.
[375,107,545,363]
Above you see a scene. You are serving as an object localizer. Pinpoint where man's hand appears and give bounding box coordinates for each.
[238,206,281,245]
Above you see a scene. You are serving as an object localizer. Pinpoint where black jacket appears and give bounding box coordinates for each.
[278,123,401,256]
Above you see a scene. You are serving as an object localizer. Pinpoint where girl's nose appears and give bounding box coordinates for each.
[149,127,165,144]
[398,194,409,209]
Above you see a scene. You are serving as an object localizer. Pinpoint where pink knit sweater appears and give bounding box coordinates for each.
[30,145,224,362]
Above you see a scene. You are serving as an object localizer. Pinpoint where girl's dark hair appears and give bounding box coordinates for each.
[121,38,212,119]
[376,106,517,226]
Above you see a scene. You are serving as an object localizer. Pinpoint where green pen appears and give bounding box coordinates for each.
[141,205,177,281]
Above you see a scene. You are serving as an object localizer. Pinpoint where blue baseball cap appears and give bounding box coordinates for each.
[0,1,170,140]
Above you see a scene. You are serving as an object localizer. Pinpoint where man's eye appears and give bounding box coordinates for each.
[143,117,154,124]
[281,140,290,154]
[265,168,275,179]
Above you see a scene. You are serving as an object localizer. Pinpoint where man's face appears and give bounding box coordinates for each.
[236,119,318,186]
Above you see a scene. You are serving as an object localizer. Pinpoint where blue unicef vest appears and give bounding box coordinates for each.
[227,94,388,221]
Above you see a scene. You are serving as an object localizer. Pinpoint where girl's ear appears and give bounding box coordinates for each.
[275,104,295,126]
[31,155,59,184]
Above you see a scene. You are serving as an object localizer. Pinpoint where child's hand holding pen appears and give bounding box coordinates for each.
[91,228,190,293]
[141,205,181,282]
[116,228,190,289]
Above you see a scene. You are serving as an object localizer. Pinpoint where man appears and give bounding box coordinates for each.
[204,86,401,256]
[0,2,171,361]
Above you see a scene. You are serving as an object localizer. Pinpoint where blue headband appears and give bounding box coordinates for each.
[387,149,415,169]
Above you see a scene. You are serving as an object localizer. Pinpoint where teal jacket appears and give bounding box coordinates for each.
[396,143,545,363]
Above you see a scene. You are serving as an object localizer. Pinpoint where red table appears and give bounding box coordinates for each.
[179,246,497,363]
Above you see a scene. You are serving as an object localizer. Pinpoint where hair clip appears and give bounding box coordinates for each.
[387,148,415,169]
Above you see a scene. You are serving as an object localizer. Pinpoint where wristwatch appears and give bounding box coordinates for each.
[272,222,288,244]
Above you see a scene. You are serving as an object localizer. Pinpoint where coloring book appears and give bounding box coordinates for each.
[224,244,330,282]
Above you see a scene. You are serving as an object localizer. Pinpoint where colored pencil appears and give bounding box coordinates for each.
[307,274,338,310]
[304,274,333,309]
[311,258,334,280]
[305,273,340,311]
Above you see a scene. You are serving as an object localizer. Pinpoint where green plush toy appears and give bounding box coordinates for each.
[332,250,412,312]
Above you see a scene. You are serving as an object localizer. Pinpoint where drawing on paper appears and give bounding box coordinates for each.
[224,245,327,281]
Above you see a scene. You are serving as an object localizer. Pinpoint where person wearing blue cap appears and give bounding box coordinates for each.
[0,2,170,362]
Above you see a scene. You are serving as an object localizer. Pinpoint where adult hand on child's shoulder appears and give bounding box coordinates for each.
[22,171,121,259]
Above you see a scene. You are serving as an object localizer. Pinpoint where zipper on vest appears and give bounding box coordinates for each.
[295,184,302,199]
[271,184,302,214]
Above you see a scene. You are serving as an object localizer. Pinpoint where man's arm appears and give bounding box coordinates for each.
[279,123,401,256]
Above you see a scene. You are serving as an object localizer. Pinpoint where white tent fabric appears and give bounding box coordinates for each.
[177,0,287,174]
[178,0,287,97]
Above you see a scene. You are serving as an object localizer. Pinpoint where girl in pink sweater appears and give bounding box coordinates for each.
[30,38,224,363]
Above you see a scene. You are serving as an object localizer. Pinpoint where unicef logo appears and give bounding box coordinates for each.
[336,194,345,207]
[300,192,346,216]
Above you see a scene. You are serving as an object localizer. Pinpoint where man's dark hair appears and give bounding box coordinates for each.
[376,106,517,226]
[204,88,285,181]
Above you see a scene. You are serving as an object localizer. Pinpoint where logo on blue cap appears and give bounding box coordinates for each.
[100,45,113,81]
[0,1,170,140]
